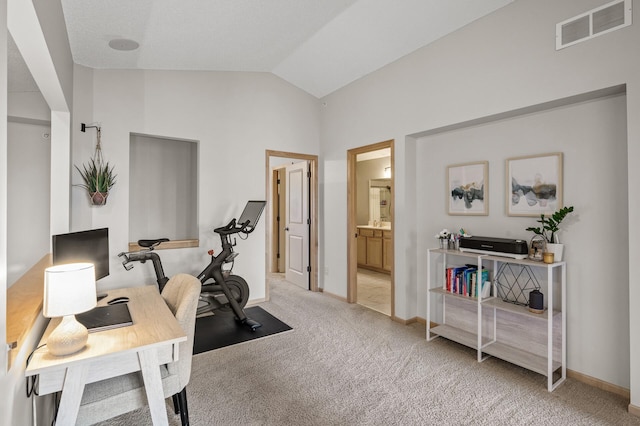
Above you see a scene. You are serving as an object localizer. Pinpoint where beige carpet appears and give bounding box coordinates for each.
[95,276,640,425]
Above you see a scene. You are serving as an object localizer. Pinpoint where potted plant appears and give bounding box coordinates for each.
[526,206,574,261]
[75,158,116,205]
[435,228,451,249]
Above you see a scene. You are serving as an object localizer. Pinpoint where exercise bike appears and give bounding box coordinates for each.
[118,200,266,331]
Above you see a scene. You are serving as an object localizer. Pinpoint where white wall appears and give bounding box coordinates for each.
[7,76,51,288]
[129,134,198,242]
[70,64,95,232]
[319,0,640,395]
[8,92,50,121]
[418,94,628,387]
[72,69,321,301]
[7,122,51,286]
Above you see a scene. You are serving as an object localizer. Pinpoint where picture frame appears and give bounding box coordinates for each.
[506,152,563,217]
[447,161,488,216]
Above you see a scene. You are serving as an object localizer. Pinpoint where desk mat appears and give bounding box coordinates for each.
[193,306,292,354]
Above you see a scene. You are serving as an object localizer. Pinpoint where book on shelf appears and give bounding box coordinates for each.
[451,266,468,294]
[471,271,476,297]
[481,280,492,298]
[444,266,490,298]
[464,267,477,297]
[478,269,489,298]
[444,266,467,295]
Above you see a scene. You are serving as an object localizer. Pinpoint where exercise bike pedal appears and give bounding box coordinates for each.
[237,317,262,331]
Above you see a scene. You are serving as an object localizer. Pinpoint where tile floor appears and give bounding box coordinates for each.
[274,269,392,316]
[356,268,391,316]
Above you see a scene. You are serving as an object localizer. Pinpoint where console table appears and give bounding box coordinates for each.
[426,248,566,391]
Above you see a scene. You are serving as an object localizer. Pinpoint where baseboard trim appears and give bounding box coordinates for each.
[393,316,419,325]
[247,297,267,307]
[567,369,630,400]
[420,318,631,402]
[417,316,437,328]
[320,289,348,303]
[628,403,640,417]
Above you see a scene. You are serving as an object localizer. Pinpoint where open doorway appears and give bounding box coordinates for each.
[265,150,319,297]
[347,140,394,318]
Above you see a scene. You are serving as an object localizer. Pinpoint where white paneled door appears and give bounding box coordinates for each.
[285,161,309,289]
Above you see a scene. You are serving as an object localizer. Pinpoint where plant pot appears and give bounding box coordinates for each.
[89,191,109,206]
[545,243,564,262]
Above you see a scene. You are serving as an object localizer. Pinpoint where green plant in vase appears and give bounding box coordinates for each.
[75,158,116,205]
[526,206,574,262]
[75,124,116,205]
[526,206,574,243]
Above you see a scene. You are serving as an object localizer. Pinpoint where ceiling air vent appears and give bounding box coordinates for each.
[556,0,632,50]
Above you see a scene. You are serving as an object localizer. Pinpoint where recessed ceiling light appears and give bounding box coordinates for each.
[108,38,139,51]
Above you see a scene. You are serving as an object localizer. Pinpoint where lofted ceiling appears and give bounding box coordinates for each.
[10,1,514,99]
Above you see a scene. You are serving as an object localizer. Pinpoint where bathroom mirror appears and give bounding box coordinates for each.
[369,179,391,223]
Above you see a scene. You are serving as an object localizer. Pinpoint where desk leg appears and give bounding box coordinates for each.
[138,349,168,426]
[56,364,89,426]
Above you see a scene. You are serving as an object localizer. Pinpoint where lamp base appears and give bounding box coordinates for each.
[47,315,89,356]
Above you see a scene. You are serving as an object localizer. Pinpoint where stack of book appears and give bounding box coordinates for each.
[445,265,491,298]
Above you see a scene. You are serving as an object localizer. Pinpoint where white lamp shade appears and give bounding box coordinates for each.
[43,263,97,318]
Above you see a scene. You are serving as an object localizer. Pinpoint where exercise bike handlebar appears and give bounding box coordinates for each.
[117,249,169,291]
[214,218,254,236]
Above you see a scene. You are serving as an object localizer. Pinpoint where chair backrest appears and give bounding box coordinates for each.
[160,273,201,387]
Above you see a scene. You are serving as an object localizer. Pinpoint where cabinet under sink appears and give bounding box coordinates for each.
[357,226,392,273]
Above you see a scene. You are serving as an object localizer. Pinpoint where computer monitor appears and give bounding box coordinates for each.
[238,200,266,232]
[52,228,110,280]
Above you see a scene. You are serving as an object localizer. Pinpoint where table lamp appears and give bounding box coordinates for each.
[43,263,97,356]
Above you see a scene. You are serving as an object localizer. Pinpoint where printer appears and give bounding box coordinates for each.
[458,236,528,259]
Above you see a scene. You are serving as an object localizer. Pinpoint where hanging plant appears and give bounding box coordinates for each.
[75,158,116,205]
[74,124,117,205]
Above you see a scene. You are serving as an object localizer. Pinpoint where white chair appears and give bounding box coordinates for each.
[76,273,201,426]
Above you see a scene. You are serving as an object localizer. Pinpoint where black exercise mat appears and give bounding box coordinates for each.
[193,306,292,354]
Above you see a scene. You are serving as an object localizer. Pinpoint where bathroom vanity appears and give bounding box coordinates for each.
[357,225,392,273]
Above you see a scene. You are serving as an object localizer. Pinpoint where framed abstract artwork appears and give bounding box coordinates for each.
[507,152,563,217]
[447,161,488,215]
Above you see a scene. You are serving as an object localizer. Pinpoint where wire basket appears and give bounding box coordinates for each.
[494,263,541,306]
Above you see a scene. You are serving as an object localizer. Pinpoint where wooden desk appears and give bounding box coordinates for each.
[26,285,186,426]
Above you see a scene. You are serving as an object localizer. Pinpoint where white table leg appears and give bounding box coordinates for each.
[56,364,89,426]
[138,349,168,426]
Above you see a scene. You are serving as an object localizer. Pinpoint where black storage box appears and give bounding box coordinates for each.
[458,236,528,259]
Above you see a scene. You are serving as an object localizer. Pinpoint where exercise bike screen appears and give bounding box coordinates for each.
[238,200,266,228]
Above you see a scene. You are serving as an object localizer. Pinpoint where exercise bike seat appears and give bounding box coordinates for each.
[138,238,170,248]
